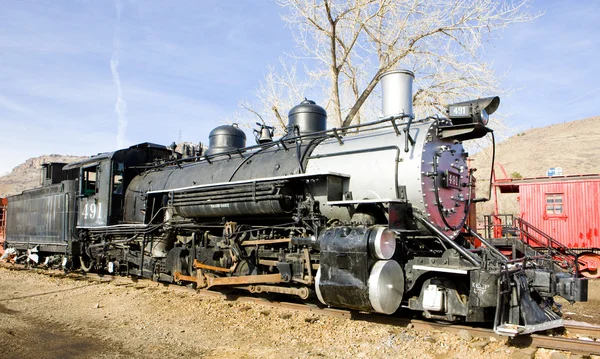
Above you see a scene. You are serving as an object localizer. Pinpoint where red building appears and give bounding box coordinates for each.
[493,174,600,277]
[495,174,600,249]
[0,198,6,256]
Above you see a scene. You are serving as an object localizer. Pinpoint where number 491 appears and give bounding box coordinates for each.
[82,203,102,220]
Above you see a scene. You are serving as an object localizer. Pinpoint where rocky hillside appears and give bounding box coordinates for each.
[0,155,88,197]
[471,116,600,218]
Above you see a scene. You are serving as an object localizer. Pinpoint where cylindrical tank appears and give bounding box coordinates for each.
[380,70,414,120]
[288,99,327,135]
[314,226,404,314]
[205,124,246,156]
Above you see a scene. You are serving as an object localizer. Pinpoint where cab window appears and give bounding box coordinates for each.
[113,162,124,195]
[82,166,98,196]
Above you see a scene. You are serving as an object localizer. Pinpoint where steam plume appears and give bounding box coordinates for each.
[111,0,127,149]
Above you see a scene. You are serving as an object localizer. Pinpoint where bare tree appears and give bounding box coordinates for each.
[243,0,538,130]
[237,58,318,134]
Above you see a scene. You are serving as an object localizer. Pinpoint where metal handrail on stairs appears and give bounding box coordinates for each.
[514,217,579,274]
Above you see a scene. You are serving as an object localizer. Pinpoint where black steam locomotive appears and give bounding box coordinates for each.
[3,70,587,335]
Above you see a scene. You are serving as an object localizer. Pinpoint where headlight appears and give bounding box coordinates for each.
[481,108,489,125]
[447,96,499,126]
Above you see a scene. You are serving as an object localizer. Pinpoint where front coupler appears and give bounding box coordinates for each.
[493,269,577,335]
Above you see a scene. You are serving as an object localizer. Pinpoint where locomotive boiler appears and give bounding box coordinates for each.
[3,70,587,335]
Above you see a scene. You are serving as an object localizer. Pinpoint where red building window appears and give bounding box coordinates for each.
[545,193,563,215]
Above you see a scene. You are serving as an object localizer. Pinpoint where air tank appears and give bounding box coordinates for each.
[205,124,247,156]
[380,70,414,120]
[288,99,327,135]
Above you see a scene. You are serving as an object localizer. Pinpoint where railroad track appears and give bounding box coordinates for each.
[2,263,600,355]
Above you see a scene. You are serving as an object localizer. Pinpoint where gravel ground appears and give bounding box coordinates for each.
[0,268,596,359]
[558,279,600,326]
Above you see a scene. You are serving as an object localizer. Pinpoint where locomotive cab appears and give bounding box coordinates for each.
[64,143,173,228]
[76,158,111,227]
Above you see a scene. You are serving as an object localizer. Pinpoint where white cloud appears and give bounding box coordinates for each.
[111,0,129,149]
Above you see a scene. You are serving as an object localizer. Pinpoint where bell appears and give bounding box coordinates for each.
[257,127,273,144]
[254,122,274,145]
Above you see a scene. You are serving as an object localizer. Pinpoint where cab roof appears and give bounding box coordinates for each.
[63,142,169,170]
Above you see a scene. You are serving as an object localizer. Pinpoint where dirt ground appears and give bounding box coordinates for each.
[559,279,600,325]
[0,268,598,359]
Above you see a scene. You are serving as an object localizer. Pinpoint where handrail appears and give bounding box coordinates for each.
[146,114,427,170]
[514,217,579,274]
[482,214,516,238]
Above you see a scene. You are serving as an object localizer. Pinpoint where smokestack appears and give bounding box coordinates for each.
[380,70,414,120]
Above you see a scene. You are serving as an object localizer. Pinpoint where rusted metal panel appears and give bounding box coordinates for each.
[0,197,7,256]
[518,178,600,250]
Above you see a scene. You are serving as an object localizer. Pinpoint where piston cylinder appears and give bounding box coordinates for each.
[314,226,404,314]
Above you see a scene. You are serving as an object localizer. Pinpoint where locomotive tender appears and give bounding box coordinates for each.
[3,70,587,335]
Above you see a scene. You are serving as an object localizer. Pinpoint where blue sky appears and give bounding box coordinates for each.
[0,1,598,175]
[486,1,600,130]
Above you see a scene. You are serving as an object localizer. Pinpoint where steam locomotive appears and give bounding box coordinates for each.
[3,70,587,335]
